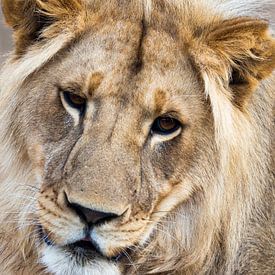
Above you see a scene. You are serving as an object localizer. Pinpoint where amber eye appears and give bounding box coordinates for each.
[63,91,86,114]
[151,116,181,135]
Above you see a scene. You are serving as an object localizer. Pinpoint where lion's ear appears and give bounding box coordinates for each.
[192,17,275,109]
[1,0,83,55]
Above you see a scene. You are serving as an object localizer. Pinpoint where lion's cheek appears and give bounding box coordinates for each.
[27,143,45,182]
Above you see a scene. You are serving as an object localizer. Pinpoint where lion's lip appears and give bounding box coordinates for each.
[69,239,96,250]
[66,239,103,261]
[67,236,102,255]
[38,225,102,257]
[38,224,129,262]
[65,239,130,263]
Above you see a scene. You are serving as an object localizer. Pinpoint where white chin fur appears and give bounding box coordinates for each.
[40,246,121,275]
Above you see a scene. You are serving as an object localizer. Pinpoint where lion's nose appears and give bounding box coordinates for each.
[69,202,119,226]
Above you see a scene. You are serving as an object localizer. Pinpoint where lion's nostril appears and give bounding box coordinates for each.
[69,203,119,225]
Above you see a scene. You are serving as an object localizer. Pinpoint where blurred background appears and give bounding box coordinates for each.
[0,4,274,66]
[0,9,12,65]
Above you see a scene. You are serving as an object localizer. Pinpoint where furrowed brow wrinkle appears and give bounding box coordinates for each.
[88,72,104,96]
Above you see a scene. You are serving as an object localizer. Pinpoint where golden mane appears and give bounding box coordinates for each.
[0,1,274,274]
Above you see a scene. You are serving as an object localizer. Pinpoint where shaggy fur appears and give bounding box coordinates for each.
[0,0,274,274]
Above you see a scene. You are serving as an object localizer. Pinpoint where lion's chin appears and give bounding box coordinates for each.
[40,245,121,275]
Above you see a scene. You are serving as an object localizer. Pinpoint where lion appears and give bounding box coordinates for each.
[0,0,274,274]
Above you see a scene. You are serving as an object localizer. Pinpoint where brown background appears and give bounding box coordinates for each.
[0,5,274,65]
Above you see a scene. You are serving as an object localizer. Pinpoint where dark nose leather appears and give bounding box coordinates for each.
[69,202,119,225]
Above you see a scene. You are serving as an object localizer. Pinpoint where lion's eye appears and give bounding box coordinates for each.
[60,91,87,126]
[151,117,181,135]
[62,91,86,113]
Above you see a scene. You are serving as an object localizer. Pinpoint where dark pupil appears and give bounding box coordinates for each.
[69,94,85,106]
[158,118,176,131]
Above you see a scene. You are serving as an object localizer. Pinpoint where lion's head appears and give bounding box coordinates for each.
[0,1,274,274]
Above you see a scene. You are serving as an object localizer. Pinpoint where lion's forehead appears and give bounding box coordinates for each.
[46,21,200,119]
[29,18,206,175]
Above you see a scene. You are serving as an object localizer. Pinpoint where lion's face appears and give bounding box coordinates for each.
[18,18,213,269]
[1,1,274,274]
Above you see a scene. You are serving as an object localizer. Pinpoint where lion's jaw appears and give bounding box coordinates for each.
[40,246,120,275]
[0,0,274,274]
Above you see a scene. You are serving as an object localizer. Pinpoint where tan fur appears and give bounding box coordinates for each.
[0,0,274,274]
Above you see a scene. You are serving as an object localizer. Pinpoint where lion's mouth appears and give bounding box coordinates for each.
[38,225,101,258]
[67,239,130,263]
[38,225,128,263]
[69,239,98,251]
[66,237,103,259]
